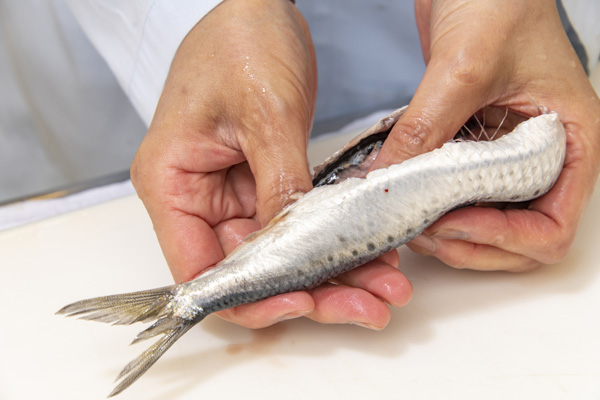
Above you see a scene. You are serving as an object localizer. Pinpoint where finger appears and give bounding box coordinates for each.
[406,203,568,272]
[132,145,258,283]
[136,172,253,283]
[214,218,261,255]
[333,254,413,307]
[408,236,541,272]
[377,248,400,267]
[407,206,558,271]
[417,206,563,261]
[216,291,315,329]
[152,212,225,283]
[372,61,490,169]
[242,128,314,225]
[372,18,512,169]
[306,284,391,330]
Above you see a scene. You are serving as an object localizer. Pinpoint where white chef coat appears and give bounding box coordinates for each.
[0,0,146,201]
[65,0,600,129]
[65,1,424,130]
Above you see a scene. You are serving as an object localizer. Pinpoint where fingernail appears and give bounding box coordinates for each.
[410,234,436,254]
[432,229,469,240]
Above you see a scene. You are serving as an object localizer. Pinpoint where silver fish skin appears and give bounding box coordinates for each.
[57,109,566,396]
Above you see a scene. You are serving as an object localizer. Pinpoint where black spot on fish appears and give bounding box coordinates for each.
[327,255,334,262]
[367,242,376,252]
[338,236,346,243]
[387,235,394,243]
[534,189,540,196]
[406,228,413,235]
[352,249,359,256]
[423,219,430,224]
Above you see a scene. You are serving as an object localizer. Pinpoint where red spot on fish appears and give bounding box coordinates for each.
[384,189,389,193]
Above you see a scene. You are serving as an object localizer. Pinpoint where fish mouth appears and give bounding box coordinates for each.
[311,127,391,187]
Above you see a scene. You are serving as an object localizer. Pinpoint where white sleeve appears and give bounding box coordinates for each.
[65,0,222,126]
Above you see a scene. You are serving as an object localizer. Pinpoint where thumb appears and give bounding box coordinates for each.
[372,55,495,169]
[241,124,313,226]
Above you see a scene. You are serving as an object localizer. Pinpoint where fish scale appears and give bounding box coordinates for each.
[57,108,566,397]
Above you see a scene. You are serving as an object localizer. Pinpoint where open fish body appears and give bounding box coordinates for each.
[58,107,566,396]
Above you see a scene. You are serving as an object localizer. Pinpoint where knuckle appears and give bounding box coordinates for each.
[537,229,576,264]
[130,161,163,207]
[543,238,572,264]
[388,118,437,160]
[438,243,476,270]
[447,253,470,270]
[129,154,142,187]
[129,134,163,201]
[129,151,148,198]
[444,43,498,87]
[450,62,486,87]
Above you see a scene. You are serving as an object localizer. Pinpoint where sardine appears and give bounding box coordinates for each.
[57,107,566,396]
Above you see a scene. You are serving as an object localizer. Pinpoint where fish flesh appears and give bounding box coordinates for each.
[57,107,566,396]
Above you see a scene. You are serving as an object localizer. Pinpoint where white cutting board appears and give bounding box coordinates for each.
[2,118,600,400]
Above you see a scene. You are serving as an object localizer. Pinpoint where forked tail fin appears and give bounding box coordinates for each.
[108,320,194,397]
[56,285,203,397]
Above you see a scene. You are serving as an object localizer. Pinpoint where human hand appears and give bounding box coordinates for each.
[131,0,412,329]
[372,0,600,271]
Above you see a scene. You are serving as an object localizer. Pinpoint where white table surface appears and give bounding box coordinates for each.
[2,110,600,400]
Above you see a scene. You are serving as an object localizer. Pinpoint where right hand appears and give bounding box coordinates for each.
[131,0,412,330]
[373,0,600,272]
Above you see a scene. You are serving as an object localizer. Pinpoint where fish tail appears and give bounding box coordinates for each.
[56,285,203,397]
[108,321,195,397]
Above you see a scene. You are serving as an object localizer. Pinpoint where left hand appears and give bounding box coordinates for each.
[132,0,412,330]
[372,0,600,271]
